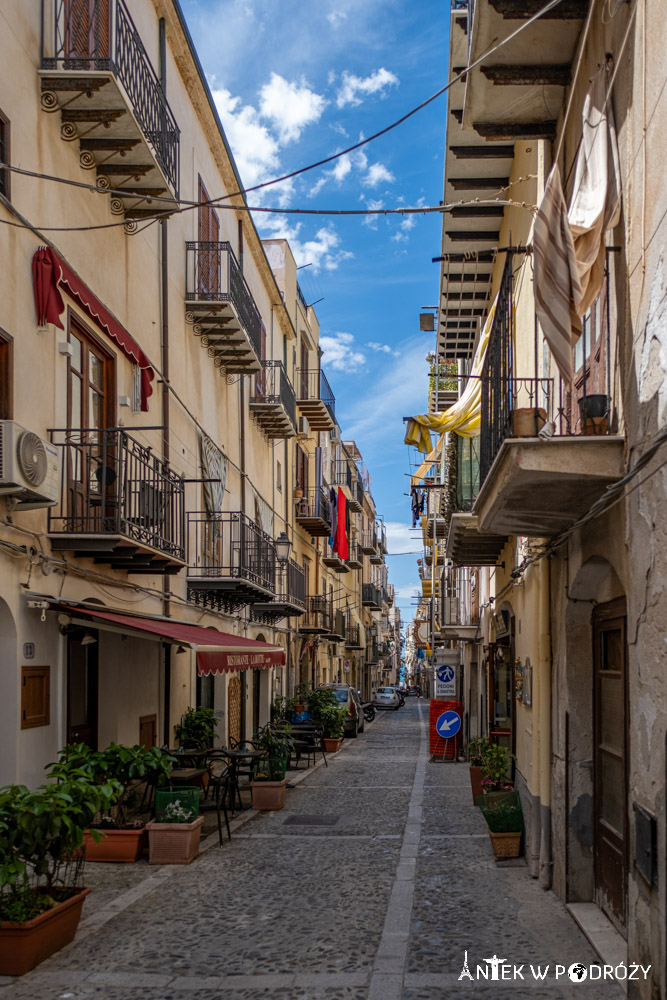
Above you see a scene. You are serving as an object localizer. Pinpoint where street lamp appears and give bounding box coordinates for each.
[275,531,292,565]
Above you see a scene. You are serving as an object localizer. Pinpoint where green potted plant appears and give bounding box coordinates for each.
[479,743,515,795]
[146,788,203,865]
[174,706,218,750]
[465,737,488,804]
[0,776,119,975]
[48,743,174,863]
[249,727,294,810]
[293,682,311,714]
[318,703,349,753]
[477,789,524,858]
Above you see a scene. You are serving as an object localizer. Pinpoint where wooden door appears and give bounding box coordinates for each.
[198,177,220,298]
[67,322,114,531]
[65,0,110,62]
[252,669,261,735]
[139,714,157,749]
[227,676,242,746]
[593,598,627,928]
[300,340,309,398]
[67,631,98,748]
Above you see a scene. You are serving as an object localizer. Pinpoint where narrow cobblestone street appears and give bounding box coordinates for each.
[1,701,623,1000]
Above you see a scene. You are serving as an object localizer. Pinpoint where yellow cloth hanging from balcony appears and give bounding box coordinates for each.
[404,295,498,455]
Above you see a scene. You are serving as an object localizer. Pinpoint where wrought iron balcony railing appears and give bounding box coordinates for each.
[294,487,332,537]
[360,529,377,555]
[187,511,275,596]
[295,368,336,429]
[48,428,185,566]
[185,242,262,362]
[249,361,297,437]
[362,583,382,609]
[300,594,332,632]
[40,0,180,195]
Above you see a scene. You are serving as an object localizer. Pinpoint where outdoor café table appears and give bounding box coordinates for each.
[168,767,207,787]
[167,749,212,767]
[222,748,264,811]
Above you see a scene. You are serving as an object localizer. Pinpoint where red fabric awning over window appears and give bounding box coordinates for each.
[31,246,155,411]
[54,605,285,675]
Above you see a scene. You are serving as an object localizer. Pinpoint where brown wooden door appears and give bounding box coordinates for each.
[65,0,110,61]
[67,631,99,747]
[198,177,220,297]
[227,676,242,746]
[593,597,627,928]
[300,341,309,398]
[139,714,157,749]
[67,322,114,530]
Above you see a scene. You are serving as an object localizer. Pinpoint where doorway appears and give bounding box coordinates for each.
[67,630,99,747]
[227,675,242,746]
[593,597,627,929]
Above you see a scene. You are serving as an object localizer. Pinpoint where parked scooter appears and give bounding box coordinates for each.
[362,702,376,723]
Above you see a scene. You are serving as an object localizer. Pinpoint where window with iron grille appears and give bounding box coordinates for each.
[0,111,9,200]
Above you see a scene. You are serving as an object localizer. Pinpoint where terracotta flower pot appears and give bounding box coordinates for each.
[489,831,522,858]
[250,778,287,811]
[511,407,546,437]
[146,816,203,865]
[83,828,147,863]
[322,737,343,753]
[0,887,90,976]
[469,765,484,804]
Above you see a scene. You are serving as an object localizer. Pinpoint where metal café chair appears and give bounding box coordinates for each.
[205,753,232,846]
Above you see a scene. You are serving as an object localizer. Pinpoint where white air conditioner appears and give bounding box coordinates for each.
[0,421,61,508]
[296,416,309,439]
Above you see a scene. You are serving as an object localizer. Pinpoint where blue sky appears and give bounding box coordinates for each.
[180,0,450,623]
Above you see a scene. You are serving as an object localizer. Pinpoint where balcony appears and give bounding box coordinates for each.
[185,242,262,373]
[322,541,350,574]
[473,254,624,538]
[385,584,395,606]
[360,530,377,556]
[463,0,587,143]
[252,557,306,623]
[334,461,363,512]
[347,540,363,570]
[328,609,347,642]
[362,583,382,609]
[446,432,507,567]
[296,369,335,431]
[40,0,179,220]
[249,361,297,438]
[186,512,275,611]
[295,488,332,537]
[299,595,333,635]
[48,428,185,573]
[365,635,379,665]
[345,624,364,649]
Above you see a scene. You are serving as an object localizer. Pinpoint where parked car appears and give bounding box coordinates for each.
[388,685,406,707]
[317,684,365,737]
[375,687,401,711]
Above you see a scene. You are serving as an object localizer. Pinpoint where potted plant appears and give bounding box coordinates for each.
[174,706,218,751]
[249,728,294,810]
[477,789,524,858]
[146,788,203,865]
[48,743,174,863]
[479,743,515,795]
[465,737,488,804]
[292,682,311,715]
[0,776,119,975]
[318,704,348,752]
[578,394,610,435]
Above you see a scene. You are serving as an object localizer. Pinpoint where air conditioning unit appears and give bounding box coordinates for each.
[296,416,309,439]
[330,426,341,445]
[0,421,61,508]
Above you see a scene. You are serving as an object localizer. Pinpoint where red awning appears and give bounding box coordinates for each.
[31,246,154,411]
[54,605,285,675]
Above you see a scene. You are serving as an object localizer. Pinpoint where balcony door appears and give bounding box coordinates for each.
[198,177,219,298]
[67,630,98,748]
[65,0,110,63]
[593,598,627,929]
[67,320,114,531]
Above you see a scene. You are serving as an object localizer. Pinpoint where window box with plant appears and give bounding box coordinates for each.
[146,787,203,865]
[0,775,120,975]
[48,743,175,864]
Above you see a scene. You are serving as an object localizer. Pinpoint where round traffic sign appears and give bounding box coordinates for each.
[435,710,461,739]
[436,665,455,684]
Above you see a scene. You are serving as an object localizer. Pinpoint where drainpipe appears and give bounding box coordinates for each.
[159,19,171,745]
[539,556,553,889]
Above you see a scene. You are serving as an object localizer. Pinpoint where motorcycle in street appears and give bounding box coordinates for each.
[362,702,376,723]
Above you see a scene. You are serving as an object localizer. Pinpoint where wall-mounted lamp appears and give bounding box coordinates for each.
[275,531,292,565]
[80,632,97,646]
[175,645,187,654]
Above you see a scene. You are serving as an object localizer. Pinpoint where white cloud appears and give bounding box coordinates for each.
[385,522,421,555]
[362,198,383,230]
[258,73,326,144]
[330,120,348,137]
[307,147,367,198]
[368,341,399,356]
[336,67,399,108]
[259,216,353,273]
[319,332,366,372]
[211,85,280,194]
[363,162,395,188]
[395,582,421,599]
[327,9,348,26]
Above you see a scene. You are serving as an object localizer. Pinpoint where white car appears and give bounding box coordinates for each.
[375,687,400,711]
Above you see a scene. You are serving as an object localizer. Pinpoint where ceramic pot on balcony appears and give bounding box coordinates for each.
[578,394,610,436]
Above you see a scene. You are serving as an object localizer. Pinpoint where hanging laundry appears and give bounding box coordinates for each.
[333,487,349,560]
[329,487,337,549]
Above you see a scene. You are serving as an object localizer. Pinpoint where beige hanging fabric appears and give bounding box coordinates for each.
[533,164,582,384]
[200,433,227,514]
[404,295,498,456]
[568,63,622,318]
